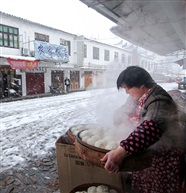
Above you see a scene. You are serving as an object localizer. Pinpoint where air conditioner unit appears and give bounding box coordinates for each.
[21,48,30,56]
[30,51,35,57]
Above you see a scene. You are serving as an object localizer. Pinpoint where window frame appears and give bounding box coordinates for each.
[114,52,119,62]
[104,49,110,61]
[84,44,87,58]
[0,24,19,48]
[35,32,49,42]
[60,38,71,56]
[121,53,125,63]
[93,47,99,60]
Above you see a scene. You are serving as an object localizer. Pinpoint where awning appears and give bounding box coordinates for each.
[80,0,186,56]
[0,54,38,70]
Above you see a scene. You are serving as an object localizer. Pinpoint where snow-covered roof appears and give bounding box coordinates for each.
[0,54,36,61]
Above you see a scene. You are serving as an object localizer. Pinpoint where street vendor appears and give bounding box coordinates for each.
[101,66,185,193]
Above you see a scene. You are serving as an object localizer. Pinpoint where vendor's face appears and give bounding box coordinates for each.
[122,84,146,99]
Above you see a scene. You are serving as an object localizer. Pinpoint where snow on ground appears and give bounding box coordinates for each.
[0,83,178,172]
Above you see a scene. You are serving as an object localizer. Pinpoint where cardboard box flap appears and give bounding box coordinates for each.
[56,136,125,193]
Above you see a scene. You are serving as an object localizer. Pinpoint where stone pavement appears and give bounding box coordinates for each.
[0,89,86,193]
[0,148,60,193]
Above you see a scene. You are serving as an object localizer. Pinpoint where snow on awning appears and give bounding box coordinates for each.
[0,54,38,70]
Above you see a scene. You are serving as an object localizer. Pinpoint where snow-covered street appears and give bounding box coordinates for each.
[0,82,178,172]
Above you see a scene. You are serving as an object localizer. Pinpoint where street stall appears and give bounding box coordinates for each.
[56,124,154,193]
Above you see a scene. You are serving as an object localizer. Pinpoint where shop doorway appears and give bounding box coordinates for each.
[70,71,80,90]
[0,67,16,98]
[51,70,64,91]
[84,71,93,89]
[26,73,44,95]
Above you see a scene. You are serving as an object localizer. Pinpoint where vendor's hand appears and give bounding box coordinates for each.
[100,146,127,174]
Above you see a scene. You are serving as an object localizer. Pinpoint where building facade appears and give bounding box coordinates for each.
[0,12,155,98]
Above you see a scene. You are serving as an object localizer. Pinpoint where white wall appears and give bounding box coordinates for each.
[1,12,156,93]
[1,13,77,65]
[83,39,132,68]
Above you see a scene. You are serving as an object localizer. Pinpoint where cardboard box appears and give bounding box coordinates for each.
[56,136,125,193]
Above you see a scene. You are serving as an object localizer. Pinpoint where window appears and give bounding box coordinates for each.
[128,55,132,64]
[104,49,110,61]
[35,32,49,42]
[0,24,19,48]
[0,33,2,46]
[84,44,87,58]
[121,54,125,63]
[93,47,99,60]
[114,52,119,62]
[60,39,71,55]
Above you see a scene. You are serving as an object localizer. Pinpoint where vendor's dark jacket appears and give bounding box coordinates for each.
[118,84,185,150]
[141,84,184,149]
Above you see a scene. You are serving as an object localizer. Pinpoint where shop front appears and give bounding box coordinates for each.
[84,71,93,89]
[0,55,38,98]
[51,70,64,91]
[26,72,44,95]
[0,65,16,98]
[34,41,69,94]
[70,71,80,90]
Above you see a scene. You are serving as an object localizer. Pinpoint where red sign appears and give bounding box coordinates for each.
[7,58,38,69]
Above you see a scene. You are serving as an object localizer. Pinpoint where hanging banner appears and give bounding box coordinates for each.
[34,41,69,62]
[7,58,38,70]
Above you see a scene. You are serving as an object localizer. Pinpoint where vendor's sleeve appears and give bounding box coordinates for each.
[120,120,162,155]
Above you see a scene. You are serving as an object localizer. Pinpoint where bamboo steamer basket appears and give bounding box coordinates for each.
[69,183,124,193]
[67,129,75,145]
[75,131,154,172]
[67,126,78,145]
[67,124,102,145]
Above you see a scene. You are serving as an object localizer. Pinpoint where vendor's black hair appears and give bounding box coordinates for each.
[117,66,155,90]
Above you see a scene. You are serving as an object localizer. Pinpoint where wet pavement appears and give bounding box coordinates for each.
[0,88,85,193]
[0,148,60,193]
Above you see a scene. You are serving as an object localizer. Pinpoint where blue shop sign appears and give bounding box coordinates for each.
[34,41,69,62]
